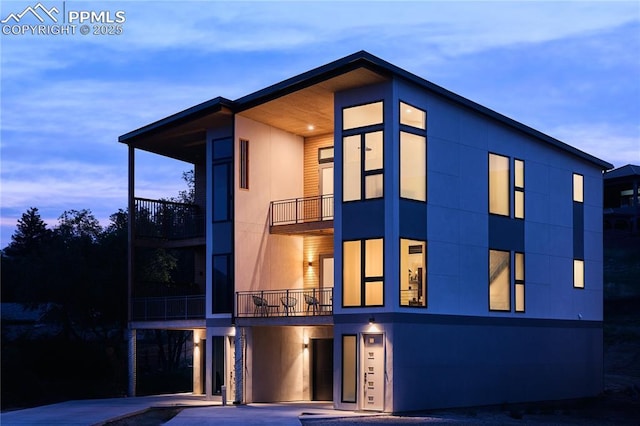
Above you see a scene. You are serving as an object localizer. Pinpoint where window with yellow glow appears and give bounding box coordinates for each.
[343,238,384,307]
[574,259,585,288]
[400,239,426,307]
[573,173,584,203]
[400,102,426,129]
[489,154,510,216]
[400,132,426,201]
[489,249,510,311]
[343,102,383,130]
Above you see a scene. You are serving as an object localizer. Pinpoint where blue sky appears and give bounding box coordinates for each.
[1,1,639,248]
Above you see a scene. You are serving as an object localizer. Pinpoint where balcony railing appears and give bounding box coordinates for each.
[270,195,333,226]
[135,198,204,240]
[236,288,333,318]
[131,296,205,321]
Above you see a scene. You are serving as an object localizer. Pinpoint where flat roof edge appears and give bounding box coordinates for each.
[118,96,234,143]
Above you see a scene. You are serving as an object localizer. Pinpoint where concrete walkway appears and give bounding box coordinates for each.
[0,394,381,425]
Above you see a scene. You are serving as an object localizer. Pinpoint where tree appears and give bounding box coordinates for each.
[4,207,51,257]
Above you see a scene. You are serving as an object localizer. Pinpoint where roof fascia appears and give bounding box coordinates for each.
[118,96,234,144]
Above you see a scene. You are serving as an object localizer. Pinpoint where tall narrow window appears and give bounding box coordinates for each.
[400,239,427,307]
[342,102,384,202]
[515,252,525,312]
[343,238,384,307]
[400,132,426,201]
[489,249,510,311]
[514,159,524,219]
[489,154,510,216]
[239,139,249,190]
[574,259,585,288]
[573,173,584,203]
[342,335,357,403]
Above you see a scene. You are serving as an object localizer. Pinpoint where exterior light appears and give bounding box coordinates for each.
[369,316,375,324]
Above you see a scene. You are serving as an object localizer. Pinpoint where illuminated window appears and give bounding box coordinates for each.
[514,159,524,219]
[489,154,510,216]
[342,335,357,403]
[573,173,584,203]
[343,102,383,130]
[343,131,384,201]
[400,101,426,129]
[515,252,525,312]
[400,239,426,307]
[343,238,384,307]
[574,259,584,288]
[400,132,426,201]
[489,249,510,311]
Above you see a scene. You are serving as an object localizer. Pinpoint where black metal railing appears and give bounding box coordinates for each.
[236,288,333,318]
[135,198,204,239]
[131,295,205,321]
[270,195,333,226]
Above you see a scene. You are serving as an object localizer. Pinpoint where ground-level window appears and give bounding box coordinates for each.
[342,335,357,403]
[400,239,426,307]
[574,259,585,288]
[343,238,384,307]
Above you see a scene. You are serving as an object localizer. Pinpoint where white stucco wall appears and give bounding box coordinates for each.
[234,115,304,293]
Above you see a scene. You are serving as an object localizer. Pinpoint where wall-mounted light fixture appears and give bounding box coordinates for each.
[368,316,375,325]
[304,336,309,350]
[194,340,200,348]
[307,261,313,267]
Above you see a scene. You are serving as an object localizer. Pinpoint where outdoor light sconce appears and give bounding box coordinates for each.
[369,316,375,324]
[307,261,313,267]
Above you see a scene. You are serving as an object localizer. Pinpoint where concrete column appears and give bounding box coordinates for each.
[193,329,206,394]
[128,328,136,396]
[234,327,244,404]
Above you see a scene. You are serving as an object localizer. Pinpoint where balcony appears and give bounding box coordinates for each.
[270,195,334,235]
[135,198,204,242]
[236,288,333,318]
[131,295,205,321]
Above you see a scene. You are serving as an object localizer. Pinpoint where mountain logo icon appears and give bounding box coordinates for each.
[1,3,60,24]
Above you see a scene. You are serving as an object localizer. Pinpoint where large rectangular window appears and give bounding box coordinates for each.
[489,154,510,216]
[400,132,426,201]
[239,139,249,190]
[489,249,510,311]
[400,239,427,307]
[343,238,384,307]
[342,335,357,403]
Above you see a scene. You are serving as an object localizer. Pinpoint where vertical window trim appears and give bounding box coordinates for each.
[239,139,249,190]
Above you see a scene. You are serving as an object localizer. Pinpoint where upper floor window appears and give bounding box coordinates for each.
[573,173,584,203]
[489,154,510,216]
[489,153,525,219]
[343,131,384,201]
[343,101,383,130]
[400,132,426,201]
[573,259,585,288]
[343,238,384,307]
[400,102,426,129]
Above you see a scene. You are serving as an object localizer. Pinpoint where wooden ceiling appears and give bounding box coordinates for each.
[238,68,388,137]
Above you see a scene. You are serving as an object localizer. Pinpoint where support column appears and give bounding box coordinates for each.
[193,329,206,395]
[128,328,137,396]
[234,327,244,404]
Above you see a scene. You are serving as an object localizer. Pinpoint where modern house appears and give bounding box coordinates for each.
[119,51,612,412]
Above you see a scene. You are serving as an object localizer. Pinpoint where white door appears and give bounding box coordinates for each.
[362,333,384,411]
[320,164,333,220]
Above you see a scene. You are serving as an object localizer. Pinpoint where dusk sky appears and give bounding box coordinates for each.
[1,1,639,248]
